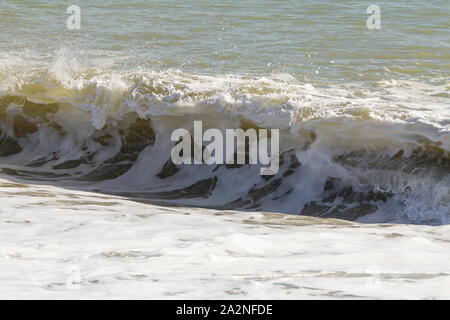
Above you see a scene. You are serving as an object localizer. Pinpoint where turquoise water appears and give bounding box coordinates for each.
[1,0,449,81]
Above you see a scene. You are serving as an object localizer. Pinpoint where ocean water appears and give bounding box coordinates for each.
[0,0,449,299]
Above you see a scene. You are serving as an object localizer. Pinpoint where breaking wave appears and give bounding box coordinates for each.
[0,66,449,225]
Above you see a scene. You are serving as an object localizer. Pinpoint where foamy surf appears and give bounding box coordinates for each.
[0,178,449,299]
[0,66,448,225]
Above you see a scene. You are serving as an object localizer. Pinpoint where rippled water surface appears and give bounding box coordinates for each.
[1,0,449,80]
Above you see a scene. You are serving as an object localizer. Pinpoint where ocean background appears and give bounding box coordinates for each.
[1,0,449,79]
[0,0,449,298]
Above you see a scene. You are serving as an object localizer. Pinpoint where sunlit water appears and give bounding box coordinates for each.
[0,0,449,299]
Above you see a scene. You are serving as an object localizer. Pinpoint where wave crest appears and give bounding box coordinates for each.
[0,68,449,225]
